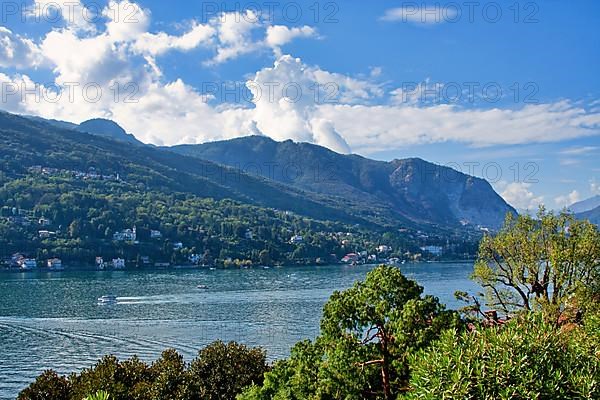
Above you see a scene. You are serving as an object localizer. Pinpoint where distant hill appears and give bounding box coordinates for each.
[171,136,516,229]
[576,205,600,225]
[77,118,143,145]
[569,195,600,214]
[6,112,514,231]
[0,111,375,228]
[24,115,144,145]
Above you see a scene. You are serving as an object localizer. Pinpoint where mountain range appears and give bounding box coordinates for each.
[2,112,517,232]
[569,195,600,214]
[171,136,515,229]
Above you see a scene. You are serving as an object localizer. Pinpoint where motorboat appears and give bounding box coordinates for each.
[97,295,118,304]
[197,285,208,289]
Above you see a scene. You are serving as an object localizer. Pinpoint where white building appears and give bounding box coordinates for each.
[113,228,136,242]
[112,258,125,269]
[377,245,392,253]
[47,258,63,270]
[290,235,304,244]
[420,245,443,256]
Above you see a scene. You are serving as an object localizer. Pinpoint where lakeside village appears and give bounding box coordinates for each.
[1,217,447,272]
[1,165,466,271]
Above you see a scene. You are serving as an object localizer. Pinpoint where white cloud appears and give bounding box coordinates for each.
[245,55,380,148]
[498,182,544,211]
[559,158,580,166]
[204,12,319,64]
[1,2,599,159]
[314,101,600,154]
[381,5,458,24]
[133,23,215,57]
[265,25,317,56]
[207,10,263,65]
[29,0,96,33]
[310,118,351,154]
[559,146,598,155]
[103,0,150,42]
[0,27,44,68]
[555,190,581,209]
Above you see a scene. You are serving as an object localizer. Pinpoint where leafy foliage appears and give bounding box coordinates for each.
[407,313,600,400]
[84,391,111,400]
[240,265,459,399]
[17,370,71,400]
[188,341,268,399]
[472,208,600,319]
[18,342,268,400]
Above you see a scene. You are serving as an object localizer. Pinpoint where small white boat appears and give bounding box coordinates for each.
[196,285,208,290]
[97,295,118,304]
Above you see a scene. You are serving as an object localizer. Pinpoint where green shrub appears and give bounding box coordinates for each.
[406,313,600,400]
[19,342,268,400]
[17,370,71,400]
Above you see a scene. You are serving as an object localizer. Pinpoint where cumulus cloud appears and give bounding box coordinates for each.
[555,190,581,209]
[103,0,150,42]
[498,182,544,211]
[310,118,351,154]
[203,13,319,64]
[133,23,215,57]
[245,55,381,148]
[265,25,317,56]
[1,2,599,158]
[207,10,263,65]
[29,0,96,33]
[0,27,44,68]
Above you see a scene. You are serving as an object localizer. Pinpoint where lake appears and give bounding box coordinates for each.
[0,262,478,399]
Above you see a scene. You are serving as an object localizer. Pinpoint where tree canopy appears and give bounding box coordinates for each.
[473,208,600,320]
[241,265,458,399]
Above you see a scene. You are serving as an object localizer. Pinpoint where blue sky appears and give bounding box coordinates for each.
[0,0,599,211]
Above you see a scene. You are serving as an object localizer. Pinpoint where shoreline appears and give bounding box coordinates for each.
[0,259,476,274]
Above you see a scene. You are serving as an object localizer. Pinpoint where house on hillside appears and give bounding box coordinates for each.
[38,217,51,226]
[47,258,64,270]
[420,245,443,256]
[341,253,359,263]
[113,228,136,242]
[290,235,304,244]
[377,245,392,253]
[38,230,56,239]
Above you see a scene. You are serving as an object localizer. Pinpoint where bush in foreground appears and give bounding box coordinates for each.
[406,313,600,400]
[18,341,268,400]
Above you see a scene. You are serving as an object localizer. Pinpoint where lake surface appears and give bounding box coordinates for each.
[0,262,478,399]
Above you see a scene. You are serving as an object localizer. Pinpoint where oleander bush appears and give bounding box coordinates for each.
[406,313,600,400]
